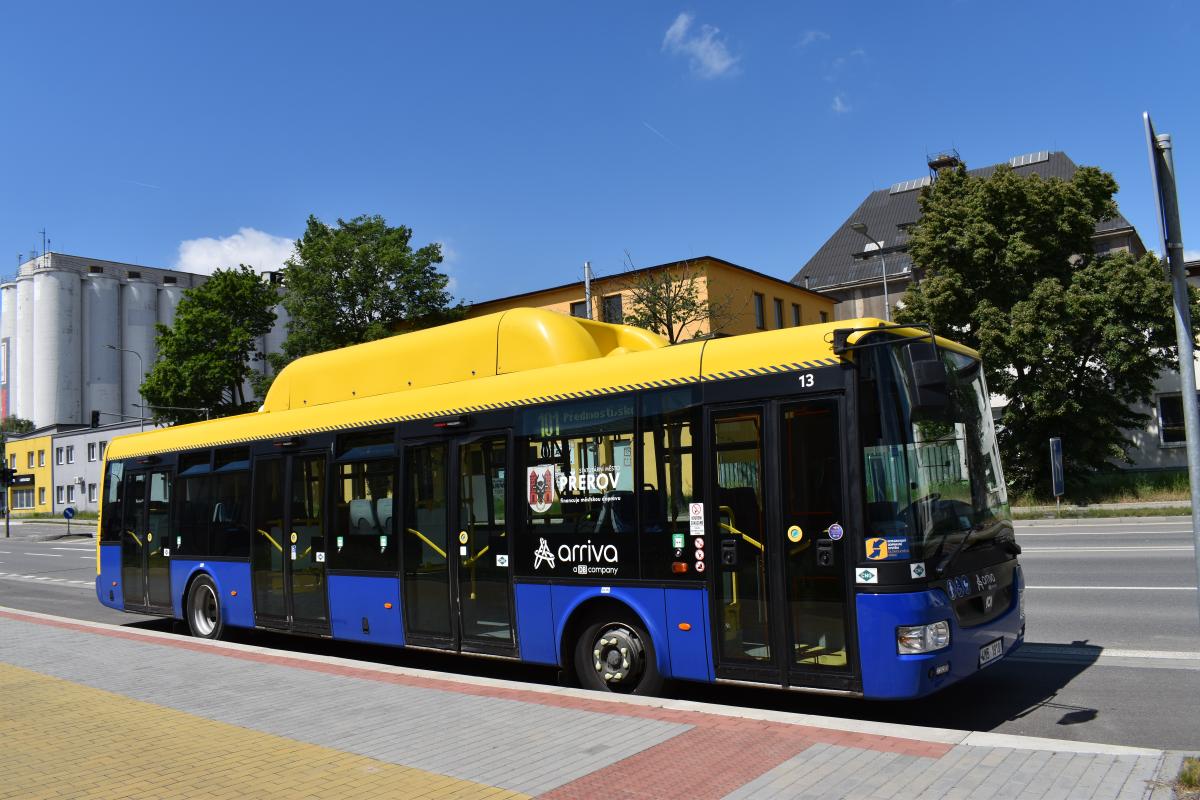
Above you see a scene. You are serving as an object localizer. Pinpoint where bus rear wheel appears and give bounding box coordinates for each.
[574,616,662,696]
[186,575,224,640]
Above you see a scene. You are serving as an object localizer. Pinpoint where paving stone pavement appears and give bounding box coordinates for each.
[0,607,1181,799]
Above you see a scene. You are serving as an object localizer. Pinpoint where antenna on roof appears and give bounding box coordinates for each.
[926,148,962,178]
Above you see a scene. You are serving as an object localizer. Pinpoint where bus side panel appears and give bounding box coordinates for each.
[663,587,714,682]
[513,582,557,665]
[97,543,123,610]
[170,561,255,629]
[327,574,404,645]
[550,585,671,678]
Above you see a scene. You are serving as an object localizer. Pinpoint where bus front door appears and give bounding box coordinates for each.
[709,399,857,692]
[251,453,330,633]
[402,434,515,656]
[119,468,173,613]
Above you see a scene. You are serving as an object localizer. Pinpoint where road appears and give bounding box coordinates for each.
[1,517,1197,751]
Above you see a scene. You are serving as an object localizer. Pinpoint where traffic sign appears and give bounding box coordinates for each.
[1049,437,1064,498]
[63,507,75,520]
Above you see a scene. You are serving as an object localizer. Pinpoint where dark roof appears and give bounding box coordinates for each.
[794,151,1140,290]
[473,255,833,307]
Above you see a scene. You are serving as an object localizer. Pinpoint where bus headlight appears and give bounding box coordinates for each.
[897,621,951,654]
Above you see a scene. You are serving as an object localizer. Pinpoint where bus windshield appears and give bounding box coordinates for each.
[858,336,1012,563]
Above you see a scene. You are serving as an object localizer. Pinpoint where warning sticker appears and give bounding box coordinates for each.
[689,503,705,536]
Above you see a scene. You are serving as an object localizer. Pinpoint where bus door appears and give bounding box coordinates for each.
[119,467,173,612]
[707,398,857,691]
[401,433,516,656]
[251,452,330,633]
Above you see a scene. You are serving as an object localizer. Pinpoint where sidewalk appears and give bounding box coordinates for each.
[0,606,1185,799]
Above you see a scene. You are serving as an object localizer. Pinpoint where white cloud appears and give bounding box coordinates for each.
[1186,249,1200,262]
[832,94,851,114]
[799,30,829,47]
[175,227,295,276]
[435,240,460,293]
[662,12,739,79]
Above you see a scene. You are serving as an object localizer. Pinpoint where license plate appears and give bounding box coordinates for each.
[979,638,1004,668]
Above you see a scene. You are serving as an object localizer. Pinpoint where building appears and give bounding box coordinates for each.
[3,426,59,516]
[793,150,1145,320]
[468,256,835,339]
[0,253,289,430]
[50,420,150,514]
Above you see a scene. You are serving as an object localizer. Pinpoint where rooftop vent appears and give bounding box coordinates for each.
[1009,151,1049,168]
[127,271,141,279]
[889,176,932,195]
[88,266,103,274]
[163,276,177,285]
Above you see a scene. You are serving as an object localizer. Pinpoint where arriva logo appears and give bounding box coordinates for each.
[533,538,619,576]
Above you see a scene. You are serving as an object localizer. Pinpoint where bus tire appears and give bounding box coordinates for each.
[185,575,224,640]
[573,615,663,696]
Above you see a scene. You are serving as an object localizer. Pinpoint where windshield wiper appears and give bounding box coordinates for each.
[935,522,1020,576]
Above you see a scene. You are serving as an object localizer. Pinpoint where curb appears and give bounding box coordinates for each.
[0,605,1164,758]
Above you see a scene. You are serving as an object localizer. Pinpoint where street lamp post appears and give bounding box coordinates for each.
[850,222,890,322]
[107,344,144,431]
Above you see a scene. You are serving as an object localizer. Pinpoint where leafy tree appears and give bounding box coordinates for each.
[895,163,1196,493]
[261,215,460,390]
[141,266,278,425]
[620,255,734,343]
[0,416,33,434]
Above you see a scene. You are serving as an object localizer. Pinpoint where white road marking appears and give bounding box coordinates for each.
[1018,521,1192,529]
[1026,585,1196,590]
[79,556,93,560]
[22,553,61,558]
[0,571,92,588]
[51,547,94,552]
[1017,530,1191,537]
[1022,546,1194,553]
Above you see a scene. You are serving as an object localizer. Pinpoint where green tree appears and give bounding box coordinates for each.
[141,266,278,425]
[620,255,734,343]
[895,163,1195,493]
[0,417,33,434]
[261,215,460,390]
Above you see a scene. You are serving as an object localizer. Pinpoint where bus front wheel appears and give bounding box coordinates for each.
[573,616,663,696]
[186,575,224,640]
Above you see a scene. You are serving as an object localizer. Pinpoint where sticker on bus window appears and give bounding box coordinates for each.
[496,554,508,567]
[828,523,844,541]
[689,503,704,536]
[527,465,556,513]
[336,536,344,551]
[856,567,878,584]
[865,537,910,561]
[379,535,387,551]
[315,552,325,563]
[290,544,297,561]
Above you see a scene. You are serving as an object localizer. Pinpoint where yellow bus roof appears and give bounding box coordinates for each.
[105,311,976,460]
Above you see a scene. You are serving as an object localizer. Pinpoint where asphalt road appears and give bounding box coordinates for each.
[1,517,1197,751]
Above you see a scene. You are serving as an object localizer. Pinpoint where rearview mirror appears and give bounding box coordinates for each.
[906,343,949,416]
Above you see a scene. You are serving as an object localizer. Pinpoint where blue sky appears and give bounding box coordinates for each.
[2,1,1197,303]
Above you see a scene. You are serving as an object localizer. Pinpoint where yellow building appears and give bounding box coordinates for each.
[3,428,55,516]
[466,256,835,341]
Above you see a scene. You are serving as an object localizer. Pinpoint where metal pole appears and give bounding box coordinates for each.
[1144,112,1200,629]
[877,244,891,322]
[583,261,593,319]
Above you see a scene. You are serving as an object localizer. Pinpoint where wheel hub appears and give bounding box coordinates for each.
[591,625,644,686]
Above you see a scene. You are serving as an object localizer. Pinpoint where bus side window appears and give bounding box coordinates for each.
[100,460,125,542]
[639,390,700,580]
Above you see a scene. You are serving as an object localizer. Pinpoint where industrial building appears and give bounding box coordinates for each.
[0,253,289,430]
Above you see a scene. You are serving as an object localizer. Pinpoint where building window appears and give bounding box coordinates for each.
[569,300,589,319]
[88,483,97,503]
[66,445,74,464]
[99,441,107,458]
[56,486,64,504]
[67,485,75,502]
[1157,393,1200,445]
[602,294,624,324]
[38,487,45,506]
[88,443,97,462]
[754,293,765,330]
[773,298,784,329]
[12,489,33,509]
[39,450,45,466]
[792,303,801,326]
[26,452,33,469]
[8,454,14,469]
[56,448,63,465]
[820,310,829,323]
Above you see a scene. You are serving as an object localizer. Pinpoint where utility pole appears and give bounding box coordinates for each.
[1144,112,1200,630]
[583,261,593,319]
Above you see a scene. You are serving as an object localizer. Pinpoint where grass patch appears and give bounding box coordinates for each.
[1011,469,1191,507]
[7,511,98,521]
[1178,757,1200,799]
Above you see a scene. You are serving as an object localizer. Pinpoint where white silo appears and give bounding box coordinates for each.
[120,278,158,422]
[1,283,14,417]
[32,269,82,426]
[82,273,122,424]
[157,281,183,328]
[14,275,35,422]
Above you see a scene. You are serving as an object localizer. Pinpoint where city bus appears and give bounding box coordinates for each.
[95,308,1023,699]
